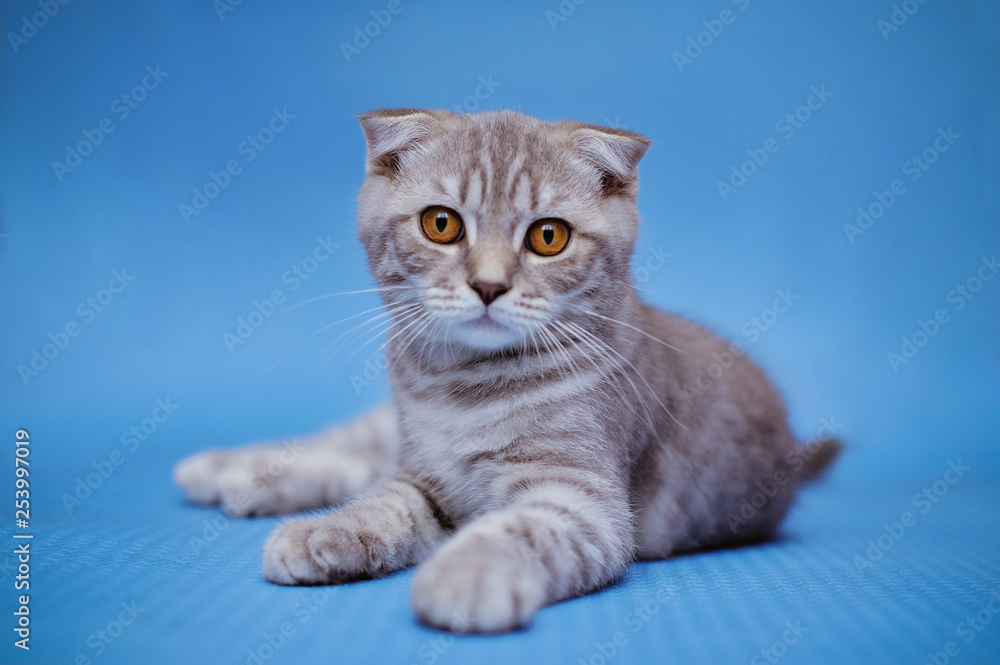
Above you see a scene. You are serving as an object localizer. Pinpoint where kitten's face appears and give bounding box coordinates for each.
[356,110,650,353]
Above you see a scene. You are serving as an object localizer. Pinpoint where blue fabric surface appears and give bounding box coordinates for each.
[2,0,999,663]
[2,442,999,665]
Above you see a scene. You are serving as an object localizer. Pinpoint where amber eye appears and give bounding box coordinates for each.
[525,218,571,256]
[420,206,464,244]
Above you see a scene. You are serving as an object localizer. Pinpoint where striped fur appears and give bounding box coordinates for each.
[175,109,840,633]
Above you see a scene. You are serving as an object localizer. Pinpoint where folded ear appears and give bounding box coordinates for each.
[358,108,439,176]
[568,124,651,195]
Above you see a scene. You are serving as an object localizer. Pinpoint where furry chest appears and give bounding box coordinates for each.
[401,404,526,520]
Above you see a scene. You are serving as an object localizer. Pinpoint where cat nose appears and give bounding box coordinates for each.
[468,279,509,306]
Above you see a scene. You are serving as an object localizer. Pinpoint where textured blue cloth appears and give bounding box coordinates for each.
[2,0,998,663]
[2,445,999,665]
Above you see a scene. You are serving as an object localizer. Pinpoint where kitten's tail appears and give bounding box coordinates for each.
[795,436,844,484]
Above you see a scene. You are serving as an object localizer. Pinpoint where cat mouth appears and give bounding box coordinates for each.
[451,311,523,350]
[467,312,507,331]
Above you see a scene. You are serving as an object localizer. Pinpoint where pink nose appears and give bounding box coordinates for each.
[468,280,509,306]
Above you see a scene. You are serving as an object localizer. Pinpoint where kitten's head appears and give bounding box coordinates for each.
[356,108,650,354]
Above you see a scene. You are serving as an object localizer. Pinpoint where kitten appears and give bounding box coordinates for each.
[175,108,841,633]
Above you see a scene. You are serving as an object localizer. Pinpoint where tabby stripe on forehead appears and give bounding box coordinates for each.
[433,178,449,197]
[505,162,528,204]
[478,160,489,208]
[458,171,470,206]
[488,155,516,210]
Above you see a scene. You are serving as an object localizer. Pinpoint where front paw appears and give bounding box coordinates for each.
[411,537,546,633]
[262,517,369,585]
[174,449,278,515]
[174,443,327,517]
[174,451,227,504]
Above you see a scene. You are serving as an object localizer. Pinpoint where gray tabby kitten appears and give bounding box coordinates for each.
[175,108,841,633]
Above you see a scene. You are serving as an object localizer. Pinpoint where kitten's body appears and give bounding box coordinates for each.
[175,109,839,632]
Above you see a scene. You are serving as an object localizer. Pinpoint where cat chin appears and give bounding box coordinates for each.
[449,318,525,351]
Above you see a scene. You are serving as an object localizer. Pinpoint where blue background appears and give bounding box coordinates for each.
[1,1,998,663]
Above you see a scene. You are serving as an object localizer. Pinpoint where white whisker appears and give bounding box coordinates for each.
[317,307,416,374]
[326,304,420,360]
[563,319,686,430]
[535,325,572,385]
[261,303,407,374]
[279,285,417,313]
[336,308,430,375]
[286,304,421,401]
[552,320,657,434]
[386,314,436,378]
[612,278,658,295]
[584,310,687,354]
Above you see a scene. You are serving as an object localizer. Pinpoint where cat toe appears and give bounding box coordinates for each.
[306,523,367,578]
[216,466,282,516]
[411,542,544,633]
[173,452,225,504]
[262,521,331,585]
[262,518,372,585]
